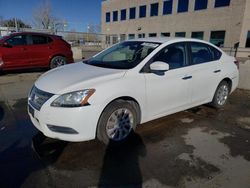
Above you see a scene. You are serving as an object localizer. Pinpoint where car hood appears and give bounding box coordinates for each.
[35,62,126,94]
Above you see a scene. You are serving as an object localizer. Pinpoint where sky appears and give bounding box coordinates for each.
[0,0,103,32]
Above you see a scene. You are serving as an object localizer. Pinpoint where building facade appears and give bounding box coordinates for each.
[102,0,250,57]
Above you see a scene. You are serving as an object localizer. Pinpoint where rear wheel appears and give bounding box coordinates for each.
[97,100,138,145]
[50,56,67,69]
[211,81,230,108]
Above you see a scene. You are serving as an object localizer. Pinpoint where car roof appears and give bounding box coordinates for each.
[8,31,54,37]
[127,37,223,52]
[128,37,209,44]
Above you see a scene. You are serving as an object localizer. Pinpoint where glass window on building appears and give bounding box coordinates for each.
[215,0,230,8]
[128,34,135,39]
[106,12,110,22]
[112,35,119,44]
[121,9,126,21]
[195,0,208,10]
[120,34,126,42]
[246,31,250,48]
[178,0,189,13]
[210,31,226,47]
[191,31,204,40]
[175,32,186,37]
[161,32,170,37]
[149,33,157,37]
[150,3,159,17]
[138,33,145,38]
[130,7,136,19]
[139,5,147,18]
[113,11,118,22]
[163,0,173,15]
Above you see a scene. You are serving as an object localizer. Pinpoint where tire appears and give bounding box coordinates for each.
[211,81,230,108]
[97,100,139,145]
[50,56,67,69]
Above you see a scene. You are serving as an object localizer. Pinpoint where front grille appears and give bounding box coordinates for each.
[29,86,54,111]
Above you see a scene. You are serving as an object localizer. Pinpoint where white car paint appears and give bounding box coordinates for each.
[28,38,239,142]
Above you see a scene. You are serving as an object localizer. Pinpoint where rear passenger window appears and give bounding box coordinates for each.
[209,46,222,61]
[32,35,48,45]
[190,42,213,65]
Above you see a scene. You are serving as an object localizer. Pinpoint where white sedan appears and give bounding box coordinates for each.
[28,38,239,144]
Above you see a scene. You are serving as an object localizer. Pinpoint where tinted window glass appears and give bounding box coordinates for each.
[32,35,48,44]
[163,0,173,15]
[139,5,147,18]
[113,11,118,22]
[120,34,126,41]
[149,33,157,37]
[191,32,204,40]
[130,7,136,19]
[121,9,126,21]
[150,3,159,17]
[210,31,226,47]
[175,32,186,37]
[178,0,189,13]
[128,34,135,39]
[106,12,110,22]
[246,31,250,48]
[161,32,170,37]
[209,46,222,60]
[153,43,186,69]
[138,33,145,38]
[6,35,27,46]
[48,37,53,43]
[215,0,230,7]
[190,42,213,64]
[195,0,208,10]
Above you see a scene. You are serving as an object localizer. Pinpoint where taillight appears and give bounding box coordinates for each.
[0,58,3,67]
[234,60,239,69]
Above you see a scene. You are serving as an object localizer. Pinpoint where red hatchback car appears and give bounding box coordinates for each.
[0,32,74,71]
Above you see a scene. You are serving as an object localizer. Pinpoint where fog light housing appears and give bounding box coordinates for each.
[47,125,78,134]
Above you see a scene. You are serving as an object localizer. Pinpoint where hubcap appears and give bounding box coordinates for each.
[52,57,66,68]
[217,84,229,105]
[106,108,134,141]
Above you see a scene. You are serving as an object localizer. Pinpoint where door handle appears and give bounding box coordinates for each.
[213,70,221,73]
[182,76,192,80]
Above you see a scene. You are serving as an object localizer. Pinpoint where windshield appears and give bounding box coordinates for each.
[84,41,160,69]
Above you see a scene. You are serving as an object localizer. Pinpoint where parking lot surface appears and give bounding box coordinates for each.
[0,71,250,188]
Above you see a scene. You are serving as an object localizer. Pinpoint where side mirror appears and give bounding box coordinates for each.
[1,42,12,48]
[150,61,169,72]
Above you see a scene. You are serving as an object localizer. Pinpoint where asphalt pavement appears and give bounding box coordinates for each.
[0,71,250,188]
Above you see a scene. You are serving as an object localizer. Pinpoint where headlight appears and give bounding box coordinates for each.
[51,89,95,107]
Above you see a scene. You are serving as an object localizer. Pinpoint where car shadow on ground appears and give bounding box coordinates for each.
[98,132,146,188]
[31,131,147,188]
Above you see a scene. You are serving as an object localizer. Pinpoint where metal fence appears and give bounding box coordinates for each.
[1,27,250,58]
[0,27,119,48]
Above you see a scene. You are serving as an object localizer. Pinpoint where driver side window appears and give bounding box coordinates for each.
[6,35,27,46]
[153,43,186,70]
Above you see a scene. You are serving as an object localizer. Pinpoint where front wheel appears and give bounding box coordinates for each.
[50,56,67,69]
[97,100,138,145]
[211,81,230,108]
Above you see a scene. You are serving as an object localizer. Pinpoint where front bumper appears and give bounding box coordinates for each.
[28,99,103,142]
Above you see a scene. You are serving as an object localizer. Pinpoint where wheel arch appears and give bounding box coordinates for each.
[49,54,66,64]
[102,96,141,124]
[220,77,233,93]
[95,96,142,138]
